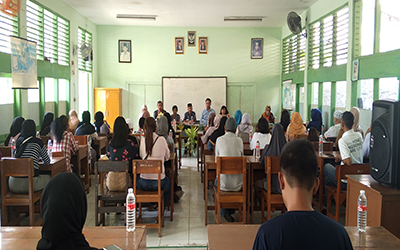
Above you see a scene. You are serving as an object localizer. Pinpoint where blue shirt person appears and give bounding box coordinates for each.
[200,98,216,127]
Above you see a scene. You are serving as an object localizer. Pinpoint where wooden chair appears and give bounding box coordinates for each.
[133,160,165,237]
[311,141,334,151]
[202,144,213,184]
[40,136,51,145]
[294,134,308,140]
[261,156,286,222]
[325,163,370,222]
[214,156,247,224]
[74,135,92,186]
[1,158,42,226]
[0,146,12,157]
[94,161,129,226]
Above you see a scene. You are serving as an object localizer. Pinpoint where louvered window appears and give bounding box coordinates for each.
[78,27,92,72]
[282,32,306,74]
[26,0,69,66]
[308,6,349,69]
[0,12,18,54]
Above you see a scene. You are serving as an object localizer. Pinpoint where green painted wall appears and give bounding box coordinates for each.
[97,26,282,123]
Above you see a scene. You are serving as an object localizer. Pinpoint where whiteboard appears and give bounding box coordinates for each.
[162,77,227,120]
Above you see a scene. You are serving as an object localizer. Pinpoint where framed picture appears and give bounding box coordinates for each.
[198,37,208,54]
[175,37,184,54]
[352,59,359,81]
[282,79,294,110]
[251,38,263,59]
[118,40,131,63]
[188,31,196,47]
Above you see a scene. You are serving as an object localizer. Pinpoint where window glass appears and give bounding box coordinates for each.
[360,79,374,110]
[28,81,40,103]
[380,0,400,53]
[336,81,347,107]
[336,7,349,65]
[379,77,399,101]
[0,12,18,54]
[323,15,333,67]
[323,82,331,106]
[58,79,68,101]
[0,77,14,105]
[361,0,375,56]
[312,82,319,104]
[311,22,320,69]
[45,78,55,102]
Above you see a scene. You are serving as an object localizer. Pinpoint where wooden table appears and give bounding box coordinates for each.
[0,146,11,157]
[0,226,146,249]
[38,156,67,177]
[93,136,108,158]
[346,174,400,239]
[207,225,400,250]
[71,144,90,193]
[243,143,252,156]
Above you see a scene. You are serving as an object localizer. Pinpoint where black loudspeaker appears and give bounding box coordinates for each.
[370,100,400,188]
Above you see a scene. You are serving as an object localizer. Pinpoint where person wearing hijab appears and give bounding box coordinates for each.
[280,109,290,133]
[258,123,287,194]
[236,113,253,142]
[202,114,219,145]
[208,116,227,152]
[40,112,54,136]
[286,112,306,141]
[51,115,79,173]
[75,111,98,142]
[261,105,275,124]
[5,116,25,146]
[94,111,110,134]
[350,107,364,138]
[250,118,271,151]
[9,119,51,194]
[68,109,80,135]
[157,115,175,152]
[307,108,322,133]
[137,104,148,128]
[234,110,242,128]
[36,172,101,250]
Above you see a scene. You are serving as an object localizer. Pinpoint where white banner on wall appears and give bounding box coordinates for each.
[10,36,38,89]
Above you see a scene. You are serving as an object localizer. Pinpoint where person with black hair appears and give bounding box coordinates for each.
[219,105,229,117]
[307,127,319,142]
[153,101,167,119]
[9,119,51,194]
[207,116,227,153]
[138,117,146,132]
[93,111,110,134]
[183,103,196,125]
[40,112,54,136]
[51,115,79,173]
[171,105,181,123]
[250,118,271,151]
[5,116,25,146]
[280,109,290,133]
[324,111,363,190]
[200,98,216,126]
[253,139,353,250]
[75,111,98,143]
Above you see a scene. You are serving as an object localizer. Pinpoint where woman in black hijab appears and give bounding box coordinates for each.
[93,111,110,134]
[40,112,54,136]
[280,109,290,133]
[37,172,100,250]
[75,111,96,137]
[4,116,25,146]
[207,116,228,152]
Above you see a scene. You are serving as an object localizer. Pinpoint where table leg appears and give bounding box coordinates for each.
[205,163,208,226]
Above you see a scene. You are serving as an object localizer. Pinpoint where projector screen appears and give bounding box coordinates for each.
[162,77,227,121]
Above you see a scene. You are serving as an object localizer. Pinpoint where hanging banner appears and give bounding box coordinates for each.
[10,36,38,89]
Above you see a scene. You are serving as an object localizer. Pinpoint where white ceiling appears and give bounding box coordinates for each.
[61,0,318,27]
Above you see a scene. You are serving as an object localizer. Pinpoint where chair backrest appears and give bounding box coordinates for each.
[216,156,246,175]
[41,136,52,145]
[95,160,129,174]
[294,134,308,140]
[311,141,334,151]
[132,160,162,197]
[265,156,280,195]
[0,146,12,157]
[74,135,88,145]
[52,151,64,157]
[1,158,35,198]
[325,137,337,142]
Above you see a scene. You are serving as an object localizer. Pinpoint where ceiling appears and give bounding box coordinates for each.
[61,0,318,27]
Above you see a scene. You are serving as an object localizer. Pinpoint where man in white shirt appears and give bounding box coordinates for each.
[324,111,363,190]
[214,117,243,222]
[324,110,343,139]
[200,98,216,127]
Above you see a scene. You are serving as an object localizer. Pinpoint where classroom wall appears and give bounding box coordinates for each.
[96,26,281,125]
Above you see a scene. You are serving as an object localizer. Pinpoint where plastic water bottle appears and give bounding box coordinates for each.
[126,188,136,232]
[173,119,177,131]
[255,141,260,160]
[249,131,253,142]
[169,129,173,138]
[358,190,367,233]
[321,124,325,136]
[10,138,16,158]
[318,135,323,156]
[47,139,53,160]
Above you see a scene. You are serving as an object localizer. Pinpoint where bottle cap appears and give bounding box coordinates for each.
[128,188,133,193]
[360,190,365,194]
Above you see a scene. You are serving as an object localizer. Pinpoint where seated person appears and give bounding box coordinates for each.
[261,105,275,124]
[183,103,196,125]
[37,172,101,250]
[324,111,363,190]
[75,111,98,170]
[157,115,175,152]
[234,110,242,129]
[215,117,244,222]
[201,113,217,144]
[200,98,216,127]
[171,105,181,123]
[252,139,353,250]
[236,113,253,142]
[4,116,24,146]
[286,112,306,141]
[250,118,271,151]
[207,116,227,153]
[307,127,319,142]
[9,119,51,194]
[138,117,145,133]
[125,118,138,144]
[94,111,110,134]
[68,109,79,135]
[40,112,54,136]
[153,101,167,119]
[306,108,322,133]
[219,105,229,117]
[324,110,343,139]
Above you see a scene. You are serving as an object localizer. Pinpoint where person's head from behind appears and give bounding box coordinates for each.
[37,172,92,249]
[257,118,270,134]
[279,139,319,208]
[220,105,228,115]
[157,101,163,111]
[82,111,91,123]
[111,116,128,149]
[94,111,104,122]
[139,117,145,130]
[20,119,36,138]
[308,127,319,142]
[205,98,211,110]
[341,111,354,132]
[333,110,343,125]
[225,117,236,133]
[187,103,193,113]
[172,105,178,115]
[51,115,69,143]
[69,109,78,118]
[208,112,216,127]
[144,117,157,156]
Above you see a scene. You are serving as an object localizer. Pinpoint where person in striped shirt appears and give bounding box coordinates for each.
[9,119,51,194]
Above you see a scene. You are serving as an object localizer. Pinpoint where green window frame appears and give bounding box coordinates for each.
[78,27,93,72]
[0,12,19,54]
[282,32,306,74]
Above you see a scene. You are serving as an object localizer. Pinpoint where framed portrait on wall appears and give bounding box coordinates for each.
[352,59,359,81]
[198,37,208,54]
[251,38,263,59]
[118,40,131,63]
[175,37,184,54]
[188,31,196,47]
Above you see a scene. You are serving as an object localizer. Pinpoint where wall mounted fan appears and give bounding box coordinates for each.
[80,42,93,62]
[287,11,307,38]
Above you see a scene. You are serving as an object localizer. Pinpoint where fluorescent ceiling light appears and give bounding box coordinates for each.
[224,16,265,22]
[116,14,157,20]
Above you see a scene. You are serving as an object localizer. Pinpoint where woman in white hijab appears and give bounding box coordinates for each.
[236,113,253,142]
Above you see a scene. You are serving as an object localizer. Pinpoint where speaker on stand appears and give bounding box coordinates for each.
[370,99,400,188]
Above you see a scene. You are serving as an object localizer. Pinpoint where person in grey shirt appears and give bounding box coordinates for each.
[214,117,244,222]
[200,98,216,127]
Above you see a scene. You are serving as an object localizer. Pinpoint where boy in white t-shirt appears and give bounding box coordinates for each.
[324,111,363,190]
